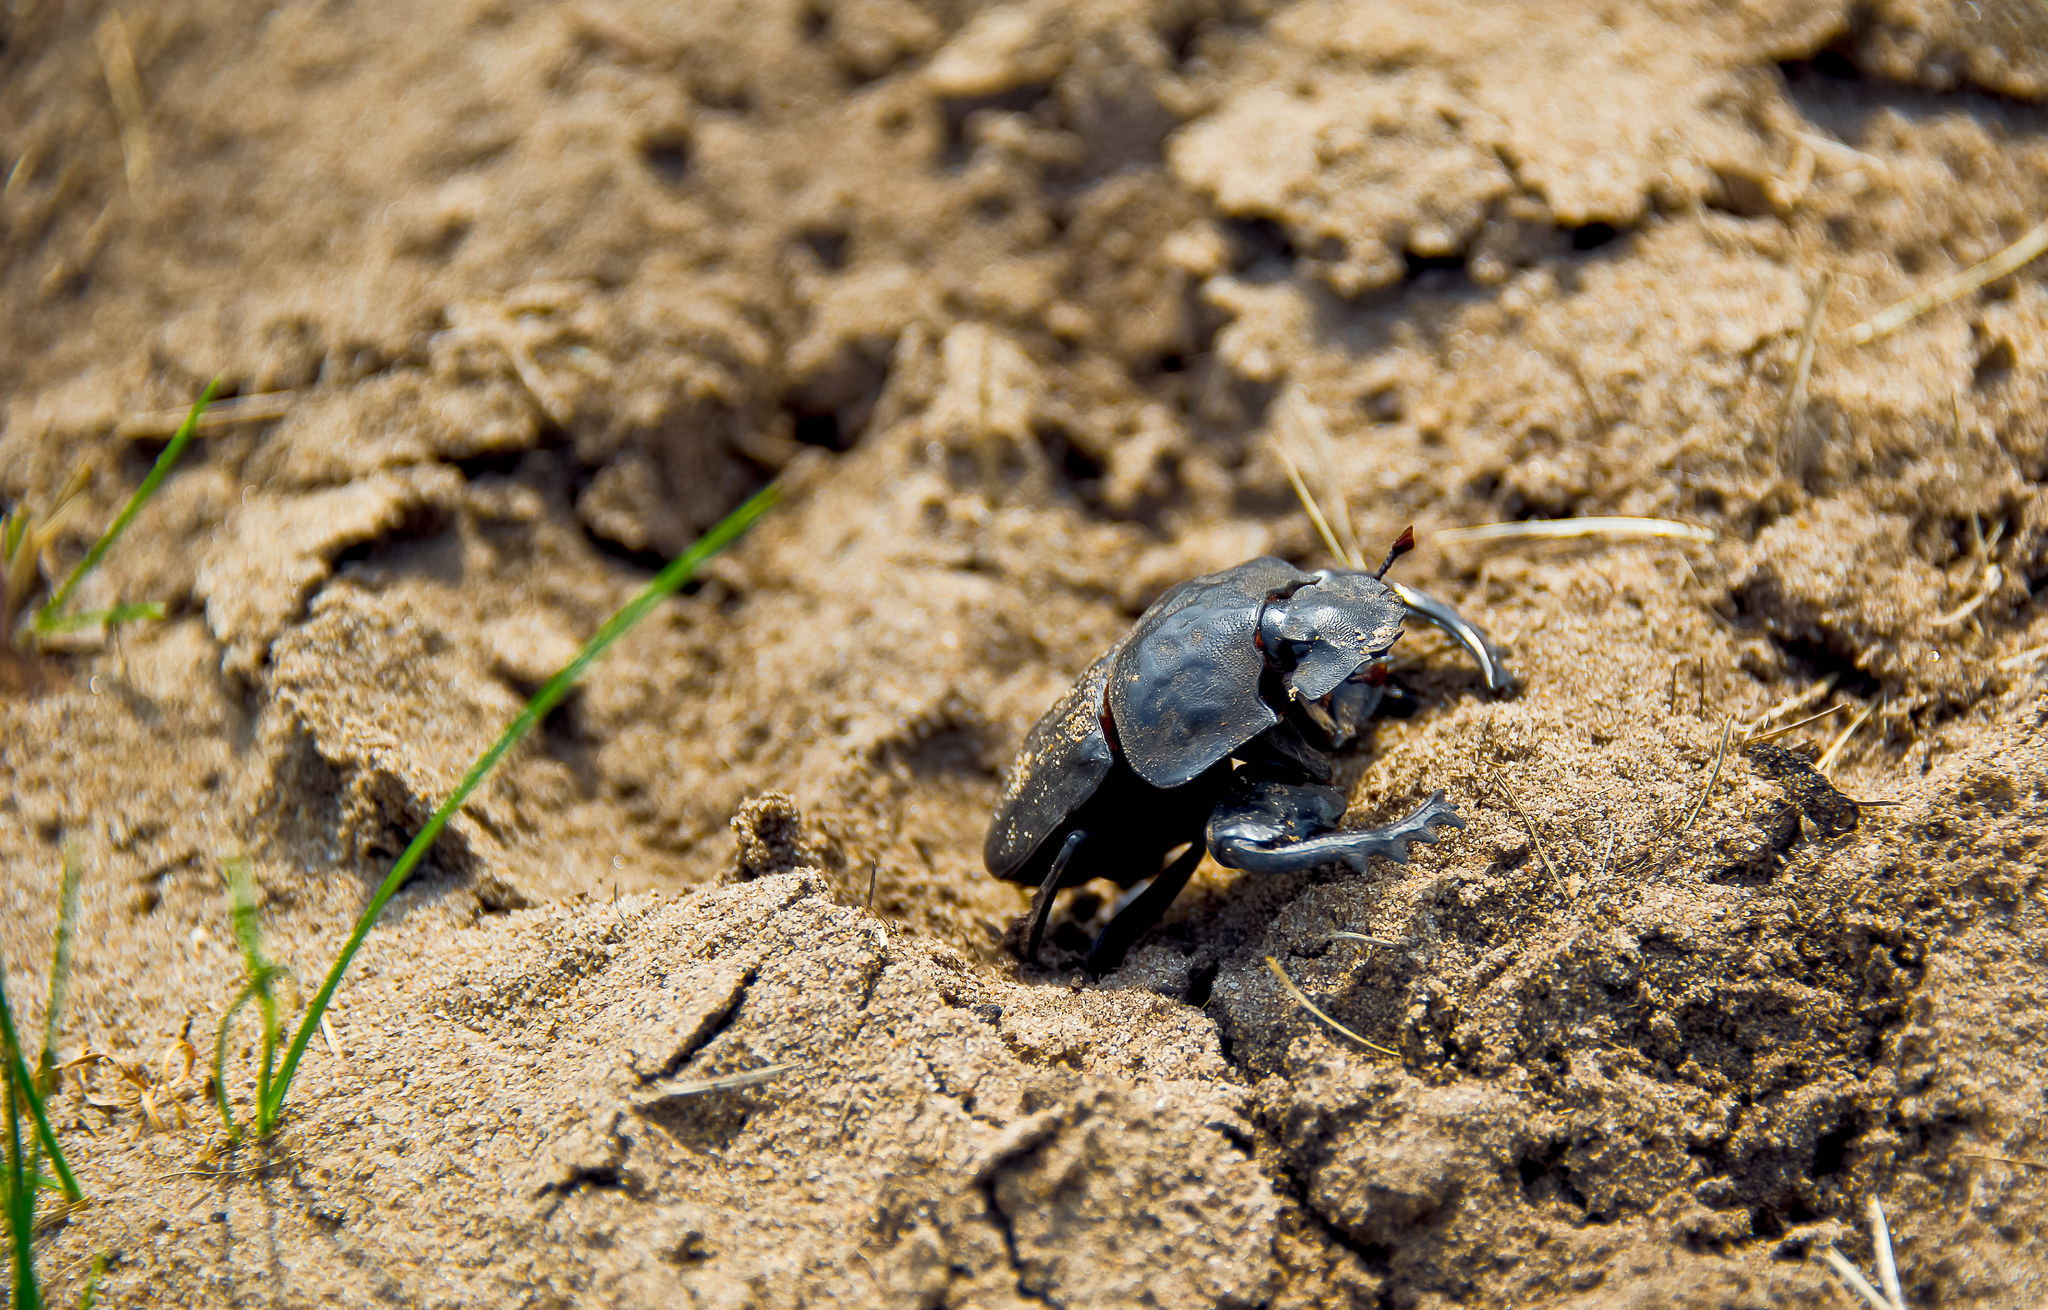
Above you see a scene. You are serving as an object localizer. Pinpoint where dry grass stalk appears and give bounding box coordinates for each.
[1843,218,2048,346]
[1743,702,1847,745]
[2,146,35,207]
[1998,640,2048,672]
[36,200,119,298]
[1,464,91,645]
[1264,956,1400,1058]
[1868,1195,1904,1310]
[1794,131,1883,169]
[1489,772,1563,884]
[1959,1151,2048,1171]
[1778,272,1834,475]
[1271,429,1362,570]
[1677,719,1734,837]
[1930,515,2005,629]
[95,12,152,192]
[116,392,295,440]
[660,1062,799,1097]
[1329,931,1402,948]
[1437,518,1716,547]
[1818,1197,1907,1310]
[319,1015,346,1065]
[1816,699,1878,777]
[1822,1247,1895,1310]
[62,1040,202,1134]
[1737,674,1839,737]
[1274,389,1365,567]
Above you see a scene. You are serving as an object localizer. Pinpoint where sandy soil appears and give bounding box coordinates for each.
[4,0,2048,1305]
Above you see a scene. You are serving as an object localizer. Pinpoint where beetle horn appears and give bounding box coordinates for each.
[1373,526,1416,580]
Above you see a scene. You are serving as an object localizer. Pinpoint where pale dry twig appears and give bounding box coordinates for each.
[1437,518,1716,547]
[1265,956,1400,1059]
[1842,218,2048,346]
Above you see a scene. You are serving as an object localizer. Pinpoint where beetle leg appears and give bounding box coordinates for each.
[1384,581,1516,693]
[1022,830,1087,965]
[1209,777,1463,875]
[1316,677,1386,748]
[1085,841,1205,976]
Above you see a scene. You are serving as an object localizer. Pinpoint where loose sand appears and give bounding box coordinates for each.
[3,1,2047,1305]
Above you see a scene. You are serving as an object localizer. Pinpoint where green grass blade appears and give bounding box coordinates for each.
[76,1252,105,1310]
[219,859,288,1115]
[35,379,218,633]
[260,481,780,1130]
[213,983,262,1141]
[220,858,267,978]
[0,962,80,1203]
[34,602,167,638]
[6,1078,37,1310]
[254,981,279,1117]
[39,846,82,1092]
[5,1073,75,1209]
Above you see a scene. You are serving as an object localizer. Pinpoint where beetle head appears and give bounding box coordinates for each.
[1264,571,1406,702]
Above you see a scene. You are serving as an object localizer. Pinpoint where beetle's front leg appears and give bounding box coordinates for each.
[1017,830,1088,965]
[1208,772,1462,875]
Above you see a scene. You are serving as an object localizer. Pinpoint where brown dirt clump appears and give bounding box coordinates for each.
[3,0,2047,1306]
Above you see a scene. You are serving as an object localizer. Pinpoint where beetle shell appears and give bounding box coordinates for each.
[986,557,1323,879]
[983,650,1116,879]
[1106,557,1314,789]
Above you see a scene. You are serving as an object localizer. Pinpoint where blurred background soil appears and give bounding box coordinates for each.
[4,0,2048,1305]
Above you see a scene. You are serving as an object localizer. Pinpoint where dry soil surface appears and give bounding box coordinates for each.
[4,1,2048,1306]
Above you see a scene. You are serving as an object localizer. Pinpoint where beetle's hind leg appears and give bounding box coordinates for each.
[1085,841,1205,976]
[1209,773,1463,876]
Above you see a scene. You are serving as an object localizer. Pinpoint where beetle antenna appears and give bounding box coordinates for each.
[1373,526,1416,579]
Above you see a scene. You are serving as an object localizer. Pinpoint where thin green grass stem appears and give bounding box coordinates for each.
[216,859,287,1140]
[35,379,218,633]
[39,846,82,1092]
[259,481,780,1132]
[77,1253,106,1310]
[36,602,165,638]
[0,957,77,1203]
[214,978,282,1141]
[0,963,78,1203]
[5,1078,35,1310]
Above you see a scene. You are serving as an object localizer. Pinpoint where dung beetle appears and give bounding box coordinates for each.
[984,531,1512,972]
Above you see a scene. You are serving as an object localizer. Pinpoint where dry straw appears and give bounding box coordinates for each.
[1677,719,1734,837]
[1778,273,1834,474]
[1998,640,2048,672]
[1818,1197,1907,1310]
[655,1062,799,1098]
[1842,219,2048,347]
[1265,956,1400,1059]
[1816,699,1879,778]
[1489,772,1563,884]
[1743,702,1847,746]
[1930,515,2005,630]
[1736,674,1838,738]
[95,12,152,192]
[117,391,294,440]
[1436,518,1716,547]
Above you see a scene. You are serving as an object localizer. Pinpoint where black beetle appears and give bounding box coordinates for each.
[984,533,1511,972]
